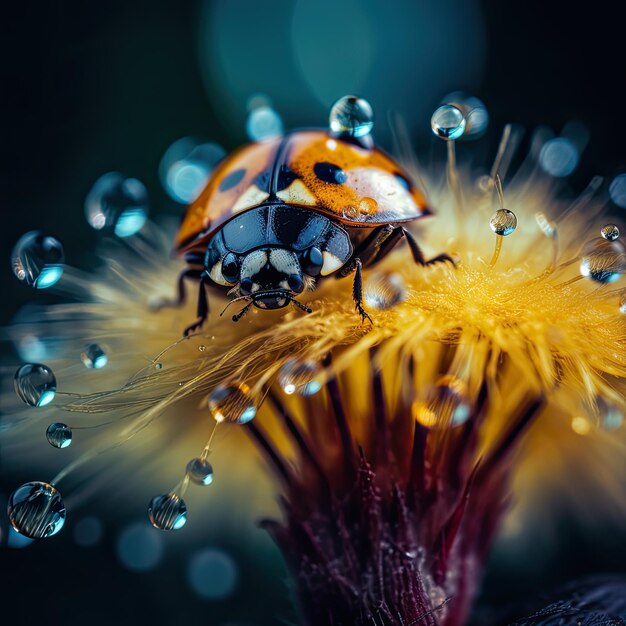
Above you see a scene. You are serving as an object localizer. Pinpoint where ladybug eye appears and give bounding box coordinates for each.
[221,253,240,284]
[314,162,347,185]
[301,246,323,276]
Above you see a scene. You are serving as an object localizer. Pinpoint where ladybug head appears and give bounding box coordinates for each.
[238,248,305,310]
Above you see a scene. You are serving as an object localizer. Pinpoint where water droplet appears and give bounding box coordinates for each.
[490,209,517,236]
[609,173,626,208]
[619,293,626,315]
[571,415,592,436]
[187,549,238,599]
[278,359,322,396]
[46,423,72,449]
[430,105,466,140]
[579,237,626,283]
[11,231,64,289]
[85,172,149,237]
[14,363,57,407]
[412,376,471,428]
[160,138,225,204]
[597,398,624,431]
[442,92,489,139]
[81,343,108,369]
[601,224,620,241]
[148,494,187,531]
[246,105,284,142]
[208,383,257,424]
[535,212,557,239]
[198,345,206,352]
[539,137,579,177]
[329,95,374,138]
[154,362,163,370]
[186,458,214,486]
[7,481,66,539]
[364,272,407,310]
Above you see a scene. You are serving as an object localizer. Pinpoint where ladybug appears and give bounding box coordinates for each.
[168,96,454,335]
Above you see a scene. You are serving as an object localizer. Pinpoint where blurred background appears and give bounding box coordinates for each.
[1,1,625,625]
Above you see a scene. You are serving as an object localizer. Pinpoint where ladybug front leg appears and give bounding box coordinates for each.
[401,227,456,267]
[352,259,373,324]
[183,272,210,336]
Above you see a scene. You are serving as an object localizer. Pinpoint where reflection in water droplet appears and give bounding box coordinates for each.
[14,363,57,407]
[278,359,322,396]
[442,92,489,139]
[431,105,466,141]
[148,494,187,531]
[490,209,517,236]
[208,383,257,424]
[7,481,66,539]
[579,237,626,283]
[46,423,72,449]
[535,212,557,239]
[186,458,214,486]
[329,95,374,138]
[81,343,108,369]
[154,362,163,370]
[600,224,620,241]
[597,398,624,431]
[364,272,407,310]
[539,137,579,177]
[85,172,149,237]
[198,345,206,352]
[74,516,103,547]
[117,522,163,571]
[619,293,626,315]
[11,231,64,289]
[187,549,238,599]
[160,138,225,203]
[412,376,471,428]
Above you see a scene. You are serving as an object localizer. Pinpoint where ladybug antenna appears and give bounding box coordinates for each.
[232,301,254,322]
[285,294,313,314]
[220,295,252,317]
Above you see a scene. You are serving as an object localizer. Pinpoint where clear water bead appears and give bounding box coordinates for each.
[11,231,64,289]
[8,481,66,539]
[329,95,374,138]
[278,358,322,396]
[430,375,471,426]
[430,105,466,141]
[160,138,225,204]
[579,237,626,284]
[208,383,257,424]
[148,494,187,531]
[620,293,626,315]
[364,272,407,310]
[81,343,108,369]
[186,458,214,486]
[14,363,57,407]
[442,92,489,139]
[490,209,517,236]
[85,172,149,237]
[601,224,620,241]
[46,423,72,449]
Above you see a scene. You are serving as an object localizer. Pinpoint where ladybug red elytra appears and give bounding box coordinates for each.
[167,96,454,335]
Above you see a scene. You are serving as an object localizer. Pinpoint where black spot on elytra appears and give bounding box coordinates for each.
[219,168,246,192]
[314,162,347,185]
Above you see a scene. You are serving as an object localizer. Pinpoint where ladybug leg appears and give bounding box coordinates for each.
[151,267,204,313]
[400,227,457,266]
[183,272,210,337]
[338,224,395,278]
[352,259,373,324]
